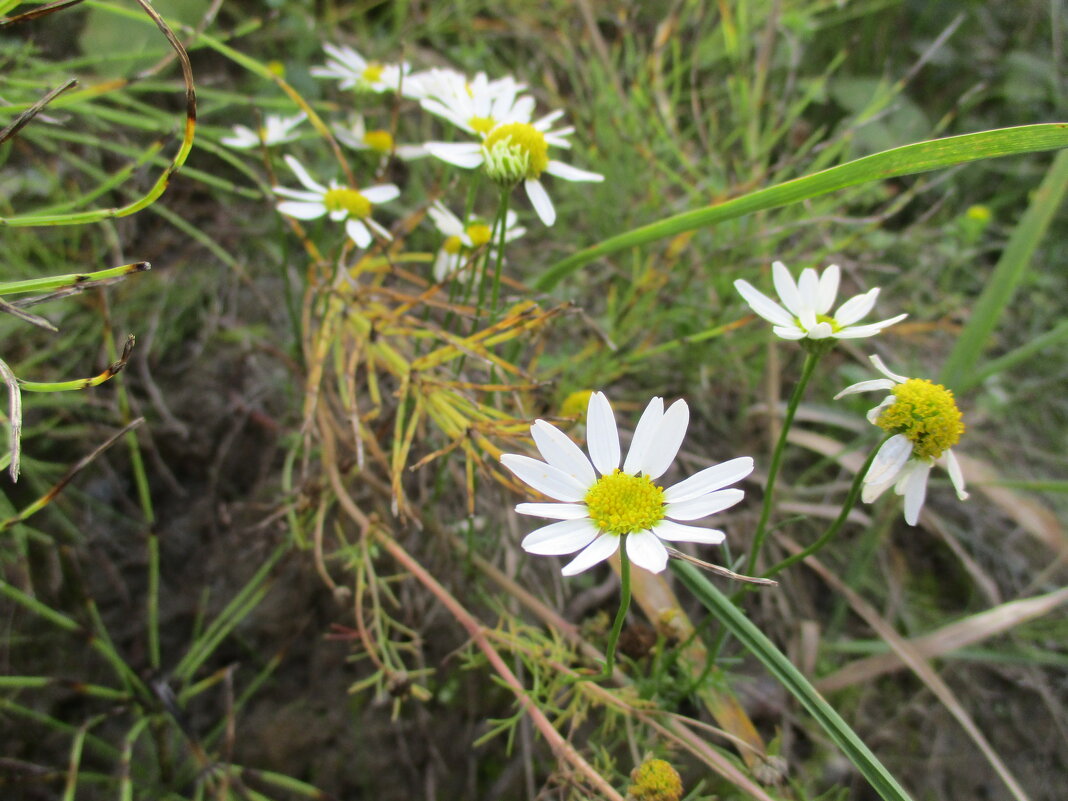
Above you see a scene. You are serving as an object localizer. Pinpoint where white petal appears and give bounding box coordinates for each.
[869,354,909,383]
[531,420,596,486]
[772,325,807,340]
[345,219,372,248]
[834,314,908,339]
[272,187,323,202]
[544,160,604,182]
[626,530,669,573]
[394,144,428,160]
[899,461,932,525]
[622,397,664,475]
[865,396,894,425]
[361,184,400,203]
[798,307,819,333]
[524,179,556,226]
[640,399,689,480]
[663,457,755,503]
[806,320,834,339]
[651,519,726,545]
[561,533,620,576]
[276,201,327,220]
[734,280,796,327]
[362,216,392,241]
[865,434,912,486]
[772,261,804,317]
[516,502,590,520]
[833,288,879,327]
[862,472,896,503]
[665,489,744,521]
[424,142,484,168]
[834,379,896,399]
[798,268,820,312]
[943,450,970,500]
[586,392,620,475]
[283,154,327,194]
[817,265,840,314]
[522,519,600,555]
[501,454,587,502]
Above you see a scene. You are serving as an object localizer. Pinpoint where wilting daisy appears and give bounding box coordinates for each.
[424,114,603,226]
[333,115,426,161]
[310,43,411,94]
[427,201,526,281]
[501,392,754,575]
[416,68,534,137]
[273,155,399,248]
[734,262,907,341]
[220,112,306,149]
[835,354,968,525]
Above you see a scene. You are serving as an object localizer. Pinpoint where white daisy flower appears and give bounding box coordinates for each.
[835,354,969,525]
[273,155,399,248]
[734,261,907,341]
[310,43,411,94]
[415,68,534,137]
[427,201,526,282]
[424,114,603,226]
[501,392,754,576]
[220,112,306,149]
[333,114,427,161]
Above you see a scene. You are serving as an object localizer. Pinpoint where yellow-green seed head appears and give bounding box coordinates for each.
[323,187,372,219]
[585,470,665,536]
[481,122,549,185]
[362,129,394,154]
[628,758,683,801]
[876,378,964,460]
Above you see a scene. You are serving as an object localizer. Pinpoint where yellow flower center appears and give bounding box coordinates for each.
[361,63,384,84]
[584,470,665,536]
[468,116,497,136]
[266,60,286,78]
[466,223,493,247]
[481,122,550,184]
[362,129,394,153]
[628,758,683,801]
[323,187,372,219]
[966,204,992,222]
[442,235,463,254]
[796,312,842,332]
[876,378,964,460]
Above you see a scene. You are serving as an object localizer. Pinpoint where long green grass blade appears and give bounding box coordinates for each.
[672,561,914,801]
[538,124,1068,289]
[941,148,1068,391]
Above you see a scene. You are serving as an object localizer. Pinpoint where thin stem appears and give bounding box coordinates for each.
[488,188,510,321]
[762,436,888,579]
[601,537,631,678]
[745,349,821,575]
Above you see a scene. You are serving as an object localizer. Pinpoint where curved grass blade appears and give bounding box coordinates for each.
[538,123,1068,290]
[672,560,915,801]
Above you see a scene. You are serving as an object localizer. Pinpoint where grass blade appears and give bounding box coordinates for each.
[538,124,1068,289]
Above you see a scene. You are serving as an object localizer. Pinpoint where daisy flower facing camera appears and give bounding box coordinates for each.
[734,261,907,343]
[836,355,969,525]
[221,112,306,149]
[310,43,412,94]
[273,155,399,248]
[502,392,754,575]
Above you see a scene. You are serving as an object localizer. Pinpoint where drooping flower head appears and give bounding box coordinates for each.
[501,392,754,575]
[424,112,603,226]
[836,354,969,525]
[220,112,306,149]
[734,261,907,345]
[310,43,412,94]
[427,201,526,282]
[273,155,399,248]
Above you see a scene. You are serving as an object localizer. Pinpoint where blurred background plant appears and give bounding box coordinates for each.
[1,1,1066,800]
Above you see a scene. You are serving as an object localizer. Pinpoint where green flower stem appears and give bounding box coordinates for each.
[488,188,511,321]
[671,560,915,801]
[745,349,821,576]
[762,436,888,579]
[578,536,632,682]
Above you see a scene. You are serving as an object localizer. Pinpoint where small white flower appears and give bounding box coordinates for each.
[333,115,427,160]
[220,112,306,149]
[415,68,534,137]
[502,392,754,575]
[427,201,526,282]
[836,354,969,525]
[424,114,603,226]
[310,43,411,94]
[273,155,399,248]
[734,261,907,341]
